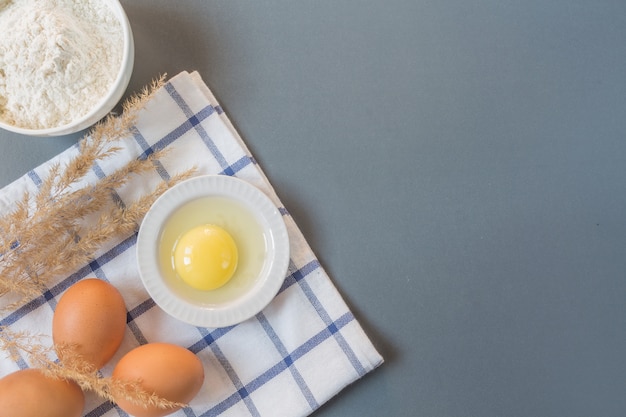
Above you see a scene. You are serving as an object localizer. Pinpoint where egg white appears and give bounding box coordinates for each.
[157,196,267,305]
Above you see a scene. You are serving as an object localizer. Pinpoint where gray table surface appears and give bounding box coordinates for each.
[2,1,626,416]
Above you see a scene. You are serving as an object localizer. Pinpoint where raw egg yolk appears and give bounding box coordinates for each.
[173,224,238,291]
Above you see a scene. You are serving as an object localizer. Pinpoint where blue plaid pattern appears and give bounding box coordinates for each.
[0,71,382,416]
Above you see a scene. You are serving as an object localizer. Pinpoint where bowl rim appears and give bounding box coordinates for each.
[0,0,134,137]
[136,174,291,328]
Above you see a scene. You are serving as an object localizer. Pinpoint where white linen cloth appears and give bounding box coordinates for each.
[0,71,383,417]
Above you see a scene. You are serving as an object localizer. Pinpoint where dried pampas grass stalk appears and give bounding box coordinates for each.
[0,74,195,309]
[0,74,196,410]
[0,326,186,410]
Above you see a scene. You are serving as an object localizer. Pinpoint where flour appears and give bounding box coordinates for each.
[0,0,123,130]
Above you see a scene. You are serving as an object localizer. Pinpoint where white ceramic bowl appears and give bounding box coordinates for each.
[0,0,134,137]
[136,175,290,328]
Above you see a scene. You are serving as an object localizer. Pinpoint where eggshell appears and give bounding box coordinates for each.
[112,343,205,417]
[52,278,127,369]
[0,368,85,417]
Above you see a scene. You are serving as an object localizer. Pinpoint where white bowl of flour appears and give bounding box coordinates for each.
[0,0,134,137]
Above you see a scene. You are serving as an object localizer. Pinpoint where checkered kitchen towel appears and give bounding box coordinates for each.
[0,71,383,416]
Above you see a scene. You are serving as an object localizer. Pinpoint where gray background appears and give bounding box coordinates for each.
[1,1,626,416]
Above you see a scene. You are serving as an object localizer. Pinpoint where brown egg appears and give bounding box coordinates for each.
[112,343,205,417]
[0,368,85,417]
[52,278,127,369]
